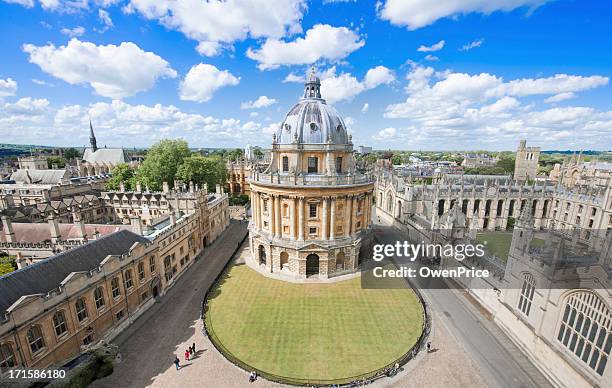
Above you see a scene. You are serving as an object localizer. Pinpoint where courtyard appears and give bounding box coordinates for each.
[475,232,545,262]
[204,263,425,385]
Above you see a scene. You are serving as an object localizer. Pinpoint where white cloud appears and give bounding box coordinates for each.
[378,0,549,30]
[424,54,439,61]
[3,0,35,7]
[246,24,365,70]
[125,0,306,56]
[32,78,54,87]
[374,127,397,140]
[60,26,85,37]
[196,41,221,57]
[361,103,369,113]
[98,9,113,32]
[3,97,49,115]
[23,38,177,99]
[241,95,277,109]
[545,92,575,103]
[417,40,445,52]
[364,66,395,89]
[0,78,18,98]
[460,38,484,51]
[179,63,239,103]
[318,65,394,104]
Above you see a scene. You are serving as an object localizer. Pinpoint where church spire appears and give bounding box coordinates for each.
[303,65,321,99]
[89,120,98,152]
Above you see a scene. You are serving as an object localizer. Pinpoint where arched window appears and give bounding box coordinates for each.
[52,310,68,337]
[518,274,535,316]
[557,291,610,376]
[124,269,133,290]
[0,343,16,370]
[94,287,105,310]
[282,156,289,172]
[75,298,88,323]
[26,326,45,354]
[111,277,121,299]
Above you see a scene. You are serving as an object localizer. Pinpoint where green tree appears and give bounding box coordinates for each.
[136,139,191,190]
[64,148,80,160]
[176,155,228,190]
[496,157,516,173]
[47,156,66,168]
[0,256,16,276]
[106,164,136,190]
[228,148,243,160]
[253,148,264,158]
[391,154,402,165]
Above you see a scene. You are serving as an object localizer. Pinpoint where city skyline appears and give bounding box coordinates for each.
[1,0,611,150]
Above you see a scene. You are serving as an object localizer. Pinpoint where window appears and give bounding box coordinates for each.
[307,157,318,173]
[111,277,121,299]
[116,309,125,321]
[83,333,94,346]
[149,256,156,273]
[557,291,610,376]
[263,200,268,212]
[94,287,105,310]
[26,326,45,354]
[138,262,145,281]
[282,156,289,172]
[309,227,317,235]
[124,270,133,290]
[336,157,342,173]
[0,343,16,370]
[53,311,68,337]
[309,204,317,218]
[75,298,88,322]
[518,274,535,316]
[164,255,172,270]
[591,208,597,216]
[141,291,149,301]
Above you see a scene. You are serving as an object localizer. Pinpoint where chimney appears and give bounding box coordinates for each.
[170,212,176,226]
[162,181,170,193]
[119,181,126,192]
[136,181,142,192]
[203,183,208,194]
[215,184,221,194]
[73,211,87,241]
[189,181,195,193]
[130,216,143,235]
[48,215,61,243]
[1,216,16,243]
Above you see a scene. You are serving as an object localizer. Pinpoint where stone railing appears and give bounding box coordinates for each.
[252,171,371,186]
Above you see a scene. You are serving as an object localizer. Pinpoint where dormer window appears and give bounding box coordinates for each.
[284,123,291,132]
[310,122,318,132]
[336,124,342,132]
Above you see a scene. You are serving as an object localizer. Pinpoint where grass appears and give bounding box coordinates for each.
[204,264,424,384]
[476,232,545,262]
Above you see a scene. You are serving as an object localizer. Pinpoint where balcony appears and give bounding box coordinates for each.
[251,171,372,187]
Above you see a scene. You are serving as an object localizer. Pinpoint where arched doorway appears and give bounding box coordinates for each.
[396,200,402,218]
[306,254,319,277]
[280,251,289,270]
[150,277,161,298]
[336,252,346,271]
[258,245,266,266]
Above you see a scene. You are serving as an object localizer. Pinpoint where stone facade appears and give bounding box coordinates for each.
[248,69,374,280]
[514,139,540,182]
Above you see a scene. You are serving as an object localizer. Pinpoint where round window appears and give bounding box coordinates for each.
[310,122,317,131]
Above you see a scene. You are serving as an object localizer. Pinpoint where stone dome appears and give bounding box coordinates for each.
[275,67,349,145]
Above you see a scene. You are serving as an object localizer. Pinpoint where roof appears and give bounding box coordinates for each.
[277,100,349,145]
[0,230,149,316]
[9,169,70,184]
[0,222,131,243]
[82,148,128,164]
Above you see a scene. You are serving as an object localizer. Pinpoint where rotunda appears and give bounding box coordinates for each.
[248,68,374,279]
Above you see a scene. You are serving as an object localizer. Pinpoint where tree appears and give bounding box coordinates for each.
[496,157,515,173]
[0,256,16,276]
[391,154,402,165]
[253,148,264,158]
[47,156,65,168]
[106,164,135,190]
[64,148,80,160]
[464,166,507,175]
[136,139,191,191]
[228,148,243,160]
[176,155,228,190]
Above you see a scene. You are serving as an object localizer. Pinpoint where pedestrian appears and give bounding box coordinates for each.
[427,341,431,352]
[192,342,196,353]
[185,349,190,362]
[189,346,193,356]
[249,371,257,383]
[173,355,180,370]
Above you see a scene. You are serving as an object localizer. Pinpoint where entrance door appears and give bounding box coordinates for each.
[259,245,267,265]
[306,254,319,277]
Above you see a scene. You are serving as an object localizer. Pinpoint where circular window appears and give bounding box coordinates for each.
[310,122,317,132]
[284,123,291,132]
[336,124,343,132]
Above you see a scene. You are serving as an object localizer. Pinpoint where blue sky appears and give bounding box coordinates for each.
[0,0,611,150]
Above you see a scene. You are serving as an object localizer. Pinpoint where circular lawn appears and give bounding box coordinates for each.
[204,264,424,385]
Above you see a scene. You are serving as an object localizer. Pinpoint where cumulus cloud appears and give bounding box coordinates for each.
[460,38,484,51]
[125,0,306,56]
[374,127,397,140]
[424,54,439,61]
[60,26,85,37]
[0,78,18,98]
[417,40,445,52]
[544,92,575,103]
[23,38,177,99]
[179,63,239,103]
[378,0,549,30]
[246,24,365,70]
[379,64,611,149]
[361,103,369,113]
[364,66,395,89]
[3,97,49,115]
[241,95,277,109]
[32,78,54,87]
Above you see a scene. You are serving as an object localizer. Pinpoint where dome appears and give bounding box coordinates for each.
[275,67,350,145]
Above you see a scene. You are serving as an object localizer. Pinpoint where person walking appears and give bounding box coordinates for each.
[192,342,196,353]
[185,349,190,362]
[173,355,180,370]
[427,341,432,352]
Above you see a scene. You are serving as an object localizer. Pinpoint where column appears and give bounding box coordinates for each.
[275,195,282,236]
[352,196,359,232]
[250,191,256,226]
[330,197,336,239]
[271,195,277,237]
[289,196,296,239]
[298,197,304,240]
[322,197,328,240]
[347,195,354,236]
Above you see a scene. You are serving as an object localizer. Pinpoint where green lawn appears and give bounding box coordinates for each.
[476,232,544,262]
[204,265,424,384]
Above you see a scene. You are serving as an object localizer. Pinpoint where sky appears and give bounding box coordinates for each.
[0,0,611,151]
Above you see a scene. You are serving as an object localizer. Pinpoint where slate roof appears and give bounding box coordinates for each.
[10,169,70,185]
[0,230,149,316]
[0,222,131,243]
[82,148,128,164]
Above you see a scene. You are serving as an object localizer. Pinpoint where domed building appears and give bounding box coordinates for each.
[248,68,374,279]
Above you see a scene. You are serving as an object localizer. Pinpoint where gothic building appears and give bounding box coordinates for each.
[248,68,374,279]
[78,122,136,176]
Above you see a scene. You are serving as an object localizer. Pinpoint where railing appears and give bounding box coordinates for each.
[252,172,372,187]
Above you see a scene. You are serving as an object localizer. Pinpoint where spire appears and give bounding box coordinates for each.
[89,119,98,152]
[303,65,321,99]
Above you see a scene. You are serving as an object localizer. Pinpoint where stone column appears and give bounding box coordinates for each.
[322,197,328,240]
[271,195,277,237]
[298,197,304,240]
[275,195,282,237]
[352,196,359,232]
[330,197,336,239]
[289,196,296,239]
[347,195,354,236]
